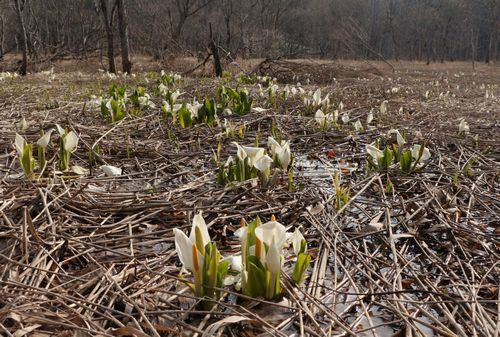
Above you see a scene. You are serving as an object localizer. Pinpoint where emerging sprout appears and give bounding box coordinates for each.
[56,125,79,171]
[36,129,54,170]
[14,134,35,177]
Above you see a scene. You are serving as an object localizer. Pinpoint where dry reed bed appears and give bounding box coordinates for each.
[0,66,498,336]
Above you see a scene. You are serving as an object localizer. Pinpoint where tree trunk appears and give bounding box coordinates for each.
[116,0,132,73]
[0,15,4,60]
[12,0,28,75]
[98,0,116,73]
[209,23,222,77]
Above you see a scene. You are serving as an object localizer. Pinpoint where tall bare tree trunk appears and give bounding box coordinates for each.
[98,0,116,73]
[12,0,28,75]
[116,0,132,73]
[0,15,4,60]
[209,23,222,77]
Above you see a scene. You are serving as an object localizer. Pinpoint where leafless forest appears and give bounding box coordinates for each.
[0,1,499,337]
[0,0,499,74]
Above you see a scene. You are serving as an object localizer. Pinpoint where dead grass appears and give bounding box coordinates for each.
[0,61,498,336]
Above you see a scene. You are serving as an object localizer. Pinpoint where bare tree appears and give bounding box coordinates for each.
[12,0,28,75]
[96,0,116,73]
[169,0,215,42]
[116,0,132,73]
[0,14,5,59]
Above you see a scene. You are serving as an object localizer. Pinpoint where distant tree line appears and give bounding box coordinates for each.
[0,0,498,74]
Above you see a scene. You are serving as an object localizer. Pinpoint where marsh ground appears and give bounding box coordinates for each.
[0,58,498,336]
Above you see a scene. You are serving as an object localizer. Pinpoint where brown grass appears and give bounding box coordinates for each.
[0,60,498,336]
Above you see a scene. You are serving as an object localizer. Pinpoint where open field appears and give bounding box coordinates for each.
[0,59,499,336]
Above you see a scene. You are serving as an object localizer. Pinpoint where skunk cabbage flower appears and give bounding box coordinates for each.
[388,129,406,146]
[15,133,26,157]
[458,119,469,134]
[268,137,291,170]
[36,129,54,169]
[412,144,431,163]
[254,220,287,250]
[232,142,264,167]
[173,212,210,274]
[366,110,374,124]
[379,100,388,115]
[315,109,326,126]
[366,144,384,161]
[14,133,35,177]
[292,228,307,256]
[102,165,122,176]
[254,154,273,174]
[63,132,79,153]
[353,120,363,132]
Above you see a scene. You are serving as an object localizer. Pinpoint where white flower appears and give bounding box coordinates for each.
[268,137,291,170]
[158,83,168,96]
[16,117,28,130]
[315,109,326,126]
[36,129,54,149]
[233,142,247,162]
[292,228,306,256]
[379,100,388,115]
[63,131,79,153]
[254,220,288,250]
[341,113,350,124]
[411,144,431,163]
[265,239,282,274]
[388,129,406,146]
[171,90,181,104]
[102,165,122,176]
[173,212,210,274]
[138,94,155,108]
[252,107,268,113]
[232,142,264,167]
[254,154,273,173]
[366,110,374,124]
[458,119,469,134]
[14,133,26,156]
[312,88,322,105]
[366,144,384,161]
[89,95,103,109]
[353,120,363,132]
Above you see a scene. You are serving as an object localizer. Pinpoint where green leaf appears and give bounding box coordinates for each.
[400,149,412,173]
[380,146,393,170]
[178,104,192,128]
[292,253,311,285]
[245,255,267,298]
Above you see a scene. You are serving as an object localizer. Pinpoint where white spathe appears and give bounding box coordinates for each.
[366,144,384,160]
[63,131,79,153]
[254,154,273,173]
[37,129,54,148]
[411,144,431,163]
[315,109,326,126]
[292,228,306,256]
[388,129,406,146]
[173,212,211,274]
[102,165,122,176]
[15,133,26,156]
[254,220,287,250]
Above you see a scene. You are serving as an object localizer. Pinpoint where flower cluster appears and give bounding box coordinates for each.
[174,213,310,305]
[217,137,292,186]
[366,129,431,174]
